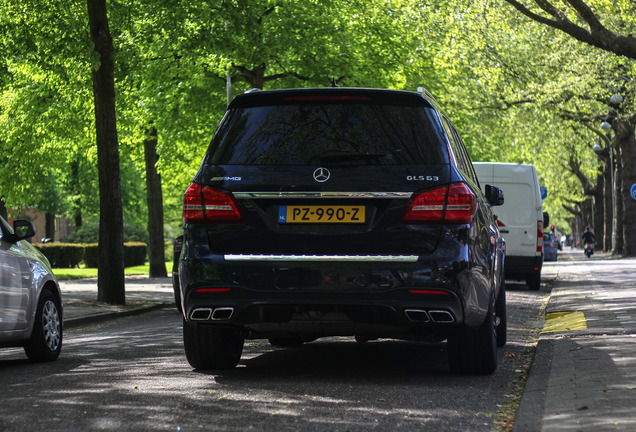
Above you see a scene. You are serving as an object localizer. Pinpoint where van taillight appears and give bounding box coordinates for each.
[403,183,476,224]
[537,220,544,253]
[183,183,242,223]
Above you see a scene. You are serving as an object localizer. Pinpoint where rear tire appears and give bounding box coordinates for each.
[183,318,244,370]
[24,289,62,362]
[495,284,507,348]
[527,273,541,291]
[447,297,497,375]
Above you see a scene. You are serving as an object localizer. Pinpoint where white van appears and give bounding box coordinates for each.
[473,162,544,290]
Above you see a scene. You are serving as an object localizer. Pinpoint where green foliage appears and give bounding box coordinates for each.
[63,222,99,244]
[82,244,99,268]
[403,0,634,230]
[123,242,148,267]
[83,242,147,268]
[63,220,149,244]
[34,243,85,268]
[0,0,93,214]
[1,0,634,240]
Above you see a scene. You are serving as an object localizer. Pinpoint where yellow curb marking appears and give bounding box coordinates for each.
[541,311,588,333]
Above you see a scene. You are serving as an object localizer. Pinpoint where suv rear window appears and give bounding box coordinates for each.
[205,102,448,166]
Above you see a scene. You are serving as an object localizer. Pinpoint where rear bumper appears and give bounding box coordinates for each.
[504,255,543,279]
[179,251,494,339]
[184,288,464,340]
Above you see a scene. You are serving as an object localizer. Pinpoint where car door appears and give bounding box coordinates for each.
[0,232,30,332]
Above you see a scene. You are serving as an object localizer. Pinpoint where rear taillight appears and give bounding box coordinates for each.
[537,220,544,253]
[445,183,477,223]
[403,183,476,224]
[183,183,242,223]
[403,185,446,223]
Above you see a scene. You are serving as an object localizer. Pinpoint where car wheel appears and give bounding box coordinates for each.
[495,283,507,348]
[24,289,62,362]
[447,296,497,375]
[183,318,244,370]
[268,336,304,347]
[527,273,541,291]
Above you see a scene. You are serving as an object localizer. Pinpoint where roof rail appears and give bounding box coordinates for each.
[416,86,443,111]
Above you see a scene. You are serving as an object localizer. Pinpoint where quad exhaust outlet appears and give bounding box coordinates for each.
[405,309,455,323]
[190,307,234,321]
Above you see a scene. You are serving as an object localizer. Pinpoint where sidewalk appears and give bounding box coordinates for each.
[60,275,175,328]
[514,249,636,431]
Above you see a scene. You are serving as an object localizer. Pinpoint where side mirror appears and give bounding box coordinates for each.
[13,220,36,240]
[485,184,504,206]
[543,212,550,227]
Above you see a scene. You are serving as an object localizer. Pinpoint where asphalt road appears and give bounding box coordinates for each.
[0,281,550,431]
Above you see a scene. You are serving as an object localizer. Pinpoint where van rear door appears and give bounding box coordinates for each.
[473,163,543,258]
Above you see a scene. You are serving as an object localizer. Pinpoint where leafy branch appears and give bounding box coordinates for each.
[503,0,636,59]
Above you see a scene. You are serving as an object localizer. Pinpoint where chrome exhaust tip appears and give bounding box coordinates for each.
[404,309,430,322]
[211,307,234,321]
[428,310,455,323]
[190,308,212,321]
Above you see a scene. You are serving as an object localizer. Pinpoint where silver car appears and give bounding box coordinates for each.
[0,216,62,361]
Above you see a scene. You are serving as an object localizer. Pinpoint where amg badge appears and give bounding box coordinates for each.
[210,176,242,182]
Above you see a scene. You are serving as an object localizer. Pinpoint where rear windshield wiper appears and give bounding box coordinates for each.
[319,151,387,164]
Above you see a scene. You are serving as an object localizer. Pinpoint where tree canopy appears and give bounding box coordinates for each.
[1,0,635,274]
[503,0,636,59]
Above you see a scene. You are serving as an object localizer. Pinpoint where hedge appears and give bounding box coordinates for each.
[83,242,147,268]
[35,243,85,268]
[35,242,147,268]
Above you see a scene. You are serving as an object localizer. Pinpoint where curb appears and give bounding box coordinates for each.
[63,302,174,329]
[512,338,553,432]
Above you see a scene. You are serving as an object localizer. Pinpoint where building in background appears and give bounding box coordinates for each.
[8,209,74,243]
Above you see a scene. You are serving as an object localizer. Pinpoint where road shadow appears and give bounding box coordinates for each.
[219,338,451,382]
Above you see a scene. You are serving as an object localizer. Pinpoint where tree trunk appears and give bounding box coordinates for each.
[235,64,266,89]
[602,157,612,252]
[614,143,624,255]
[87,0,125,304]
[144,128,167,278]
[592,175,604,251]
[616,122,636,256]
[580,197,593,245]
[45,212,55,241]
[574,206,583,246]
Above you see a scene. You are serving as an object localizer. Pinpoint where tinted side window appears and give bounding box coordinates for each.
[443,119,467,170]
[205,104,449,166]
[443,119,479,184]
[452,128,479,185]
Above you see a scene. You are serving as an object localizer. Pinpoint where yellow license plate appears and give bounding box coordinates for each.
[278,206,365,223]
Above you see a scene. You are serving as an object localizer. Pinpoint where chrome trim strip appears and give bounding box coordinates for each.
[232,192,413,199]
[224,254,419,262]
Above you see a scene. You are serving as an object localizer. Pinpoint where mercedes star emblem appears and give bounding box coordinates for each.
[313,167,331,182]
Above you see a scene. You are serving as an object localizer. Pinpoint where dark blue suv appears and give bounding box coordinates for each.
[178,87,506,374]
